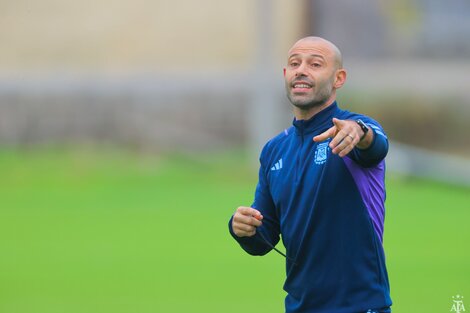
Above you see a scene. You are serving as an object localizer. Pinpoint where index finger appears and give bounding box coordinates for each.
[313,125,336,142]
[237,206,262,219]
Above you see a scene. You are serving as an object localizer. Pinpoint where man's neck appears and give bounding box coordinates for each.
[293,97,336,121]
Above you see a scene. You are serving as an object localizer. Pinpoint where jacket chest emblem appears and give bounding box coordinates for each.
[314,142,329,165]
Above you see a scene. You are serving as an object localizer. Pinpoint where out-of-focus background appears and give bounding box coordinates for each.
[0,0,469,312]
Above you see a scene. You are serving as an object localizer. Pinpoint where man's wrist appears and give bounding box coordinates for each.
[356,126,373,149]
[356,119,369,141]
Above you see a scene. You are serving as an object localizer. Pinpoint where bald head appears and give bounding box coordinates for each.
[288,36,343,69]
[283,36,347,117]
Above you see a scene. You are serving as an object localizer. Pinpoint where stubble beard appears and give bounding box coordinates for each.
[286,82,333,111]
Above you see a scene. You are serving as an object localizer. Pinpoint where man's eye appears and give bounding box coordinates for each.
[312,63,321,68]
[290,62,299,67]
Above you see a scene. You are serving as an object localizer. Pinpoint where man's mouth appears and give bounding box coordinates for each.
[292,81,313,92]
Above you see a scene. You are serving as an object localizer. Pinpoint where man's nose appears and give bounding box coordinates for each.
[295,63,307,77]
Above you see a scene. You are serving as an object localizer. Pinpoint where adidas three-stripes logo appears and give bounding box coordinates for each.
[271,158,283,171]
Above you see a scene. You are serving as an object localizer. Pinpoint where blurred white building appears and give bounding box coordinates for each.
[0,0,469,162]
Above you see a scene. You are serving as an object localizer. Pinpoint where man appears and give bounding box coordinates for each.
[228,36,392,313]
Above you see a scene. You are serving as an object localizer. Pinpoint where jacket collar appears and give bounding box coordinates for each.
[293,101,340,135]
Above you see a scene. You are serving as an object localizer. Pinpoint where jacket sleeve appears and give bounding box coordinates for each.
[228,144,281,256]
[349,117,389,167]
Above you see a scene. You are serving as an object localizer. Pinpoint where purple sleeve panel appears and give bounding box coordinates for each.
[343,156,387,243]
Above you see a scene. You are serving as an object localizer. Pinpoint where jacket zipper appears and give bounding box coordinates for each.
[295,125,305,184]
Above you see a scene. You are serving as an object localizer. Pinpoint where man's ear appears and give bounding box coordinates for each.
[283,68,286,77]
[334,69,347,89]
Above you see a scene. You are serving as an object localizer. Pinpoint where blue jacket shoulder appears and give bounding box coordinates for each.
[260,126,294,160]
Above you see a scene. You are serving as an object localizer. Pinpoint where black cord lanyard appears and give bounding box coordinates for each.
[256,229,298,266]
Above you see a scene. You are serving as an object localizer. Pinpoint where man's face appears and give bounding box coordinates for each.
[284,40,340,110]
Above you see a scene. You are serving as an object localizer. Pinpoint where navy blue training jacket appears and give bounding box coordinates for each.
[229,102,392,313]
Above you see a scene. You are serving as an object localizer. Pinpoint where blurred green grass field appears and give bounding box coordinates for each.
[0,148,468,313]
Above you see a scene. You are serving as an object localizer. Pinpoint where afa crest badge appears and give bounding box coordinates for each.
[314,142,330,165]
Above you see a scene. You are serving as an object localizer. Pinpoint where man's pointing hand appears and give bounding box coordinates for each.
[313,118,370,157]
